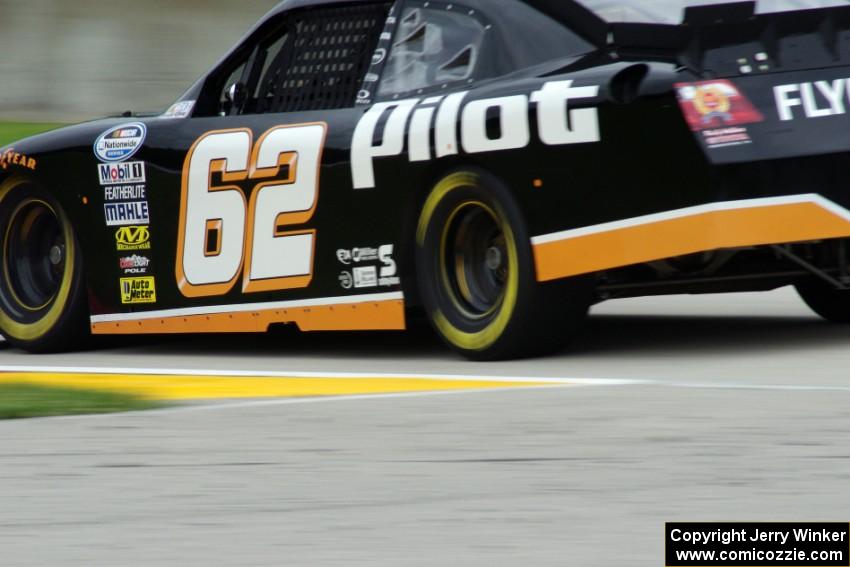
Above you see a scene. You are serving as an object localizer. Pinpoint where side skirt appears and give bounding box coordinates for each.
[90,292,406,335]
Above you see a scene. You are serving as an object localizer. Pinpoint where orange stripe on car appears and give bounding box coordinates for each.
[91,296,405,335]
[532,195,850,282]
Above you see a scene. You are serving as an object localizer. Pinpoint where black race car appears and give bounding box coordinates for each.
[3,0,850,360]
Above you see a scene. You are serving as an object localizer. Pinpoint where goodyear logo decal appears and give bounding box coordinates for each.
[0,148,37,171]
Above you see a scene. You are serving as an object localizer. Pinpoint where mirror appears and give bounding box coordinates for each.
[222,82,247,116]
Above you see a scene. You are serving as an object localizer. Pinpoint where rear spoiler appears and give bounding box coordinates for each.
[528,0,609,47]
[608,2,850,76]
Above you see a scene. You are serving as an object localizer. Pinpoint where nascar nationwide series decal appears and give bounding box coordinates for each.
[94,123,147,162]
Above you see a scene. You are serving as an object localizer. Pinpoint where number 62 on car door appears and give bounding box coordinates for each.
[176,122,327,298]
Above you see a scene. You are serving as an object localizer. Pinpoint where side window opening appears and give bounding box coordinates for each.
[208,2,391,116]
[379,3,487,96]
[375,0,596,100]
[437,45,477,83]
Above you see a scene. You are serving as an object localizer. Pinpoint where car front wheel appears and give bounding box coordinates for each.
[0,178,89,352]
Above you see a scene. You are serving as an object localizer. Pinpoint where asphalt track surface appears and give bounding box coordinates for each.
[3,287,850,566]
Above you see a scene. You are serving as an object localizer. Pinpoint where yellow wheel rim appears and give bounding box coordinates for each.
[418,172,520,353]
[0,177,76,342]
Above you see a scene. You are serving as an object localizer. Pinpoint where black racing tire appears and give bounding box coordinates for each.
[0,177,90,352]
[415,168,592,361]
[796,280,850,324]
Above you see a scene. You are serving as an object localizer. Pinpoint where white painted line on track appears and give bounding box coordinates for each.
[3,364,850,393]
[4,363,850,418]
[33,377,850,422]
[43,386,575,421]
[0,364,641,386]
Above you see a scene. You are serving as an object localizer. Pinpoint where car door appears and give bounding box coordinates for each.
[146,2,401,316]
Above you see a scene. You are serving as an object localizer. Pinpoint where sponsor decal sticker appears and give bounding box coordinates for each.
[676,80,764,149]
[94,122,147,162]
[0,148,37,171]
[337,245,400,287]
[119,254,151,275]
[98,161,145,185]
[120,277,157,304]
[339,271,353,290]
[352,80,601,189]
[105,201,150,226]
[371,48,387,65]
[115,225,151,251]
[378,244,400,287]
[162,100,196,119]
[336,247,379,264]
[353,266,378,289]
[337,249,353,265]
[104,185,146,202]
[774,79,850,121]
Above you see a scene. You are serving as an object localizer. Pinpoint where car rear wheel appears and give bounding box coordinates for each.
[0,178,89,352]
[415,169,592,361]
[796,280,850,323]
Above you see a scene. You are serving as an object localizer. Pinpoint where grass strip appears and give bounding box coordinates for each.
[0,122,65,146]
[0,383,163,420]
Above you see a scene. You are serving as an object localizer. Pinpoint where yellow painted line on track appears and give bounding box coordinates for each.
[0,372,556,401]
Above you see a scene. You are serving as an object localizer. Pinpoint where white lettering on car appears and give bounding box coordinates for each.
[351,80,601,190]
[775,79,850,121]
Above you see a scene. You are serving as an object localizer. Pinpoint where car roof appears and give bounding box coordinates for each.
[260,0,606,43]
[178,0,606,102]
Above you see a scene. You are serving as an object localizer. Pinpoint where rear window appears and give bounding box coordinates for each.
[580,0,850,24]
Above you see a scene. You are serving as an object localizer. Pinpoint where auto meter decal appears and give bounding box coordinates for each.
[94,122,147,162]
[675,80,764,149]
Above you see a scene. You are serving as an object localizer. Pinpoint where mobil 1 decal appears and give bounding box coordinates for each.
[176,122,326,298]
[99,161,150,227]
[677,68,850,164]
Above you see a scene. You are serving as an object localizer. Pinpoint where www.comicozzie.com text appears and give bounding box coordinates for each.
[670,527,848,546]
